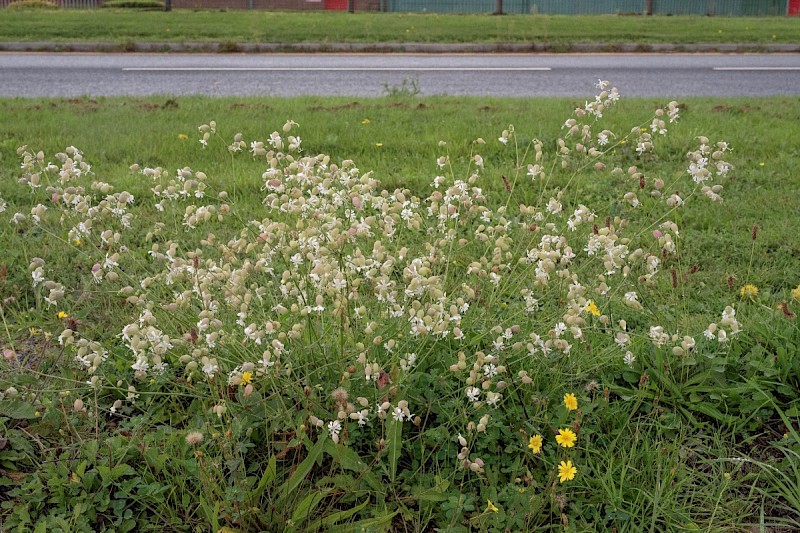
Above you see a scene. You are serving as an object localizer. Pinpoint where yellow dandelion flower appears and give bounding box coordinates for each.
[528,434,543,454]
[791,285,800,301]
[563,393,578,412]
[178,133,189,140]
[240,371,253,386]
[486,499,499,513]
[57,311,69,319]
[375,143,383,148]
[555,428,577,448]
[361,118,370,125]
[558,460,577,483]
[584,300,600,317]
[740,284,758,299]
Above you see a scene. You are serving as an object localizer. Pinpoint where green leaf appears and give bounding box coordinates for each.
[250,454,277,502]
[0,400,37,420]
[692,402,736,424]
[98,465,112,483]
[412,488,449,503]
[290,487,331,526]
[111,464,135,479]
[323,440,382,492]
[198,495,220,532]
[326,510,398,533]
[307,499,369,530]
[278,434,327,504]
[387,418,402,483]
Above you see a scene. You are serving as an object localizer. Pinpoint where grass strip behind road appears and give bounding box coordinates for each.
[0,12,797,45]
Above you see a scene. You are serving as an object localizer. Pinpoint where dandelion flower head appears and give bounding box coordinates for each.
[584,300,600,317]
[558,460,577,483]
[740,284,758,299]
[791,284,800,301]
[555,428,577,448]
[528,434,543,454]
[563,393,578,411]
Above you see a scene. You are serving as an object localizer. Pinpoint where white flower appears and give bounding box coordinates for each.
[624,351,636,367]
[31,267,45,286]
[327,420,342,438]
[392,407,405,422]
[466,387,481,403]
[202,362,218,378]
[615,332,630,348]
[486,391,501,407]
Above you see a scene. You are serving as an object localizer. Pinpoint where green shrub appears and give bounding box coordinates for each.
[5,0,59,10]
[100,0,164,9]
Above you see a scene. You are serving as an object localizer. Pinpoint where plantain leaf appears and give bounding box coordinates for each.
[307,499,369,530]
[250,454,277,502]
[290,487,332,527]
[278,434,327,504]
[387,418,402,483]
[324,440,382,492]
[326,510,398,533]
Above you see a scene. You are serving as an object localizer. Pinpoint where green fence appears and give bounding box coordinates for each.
[383,0,787,15]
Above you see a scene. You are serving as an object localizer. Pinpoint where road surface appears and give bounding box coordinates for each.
[1,53,799,97]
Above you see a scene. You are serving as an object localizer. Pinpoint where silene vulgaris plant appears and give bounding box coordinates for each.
[3,81,757,531]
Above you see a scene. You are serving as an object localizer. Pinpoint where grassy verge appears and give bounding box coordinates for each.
[0,94,799,531]
[0,12,797,45]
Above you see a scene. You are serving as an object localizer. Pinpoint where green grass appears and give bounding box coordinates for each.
[0,12,797,45]
[1,95,799,531]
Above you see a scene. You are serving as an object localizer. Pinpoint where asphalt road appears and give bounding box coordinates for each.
[1,53,799,97]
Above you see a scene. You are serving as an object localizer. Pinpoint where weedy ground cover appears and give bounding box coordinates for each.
[0,12,797,46]
[0,92,799,531]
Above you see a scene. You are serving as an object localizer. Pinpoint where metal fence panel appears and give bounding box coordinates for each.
[60,0,102,6]
[0,0,103,6]
[385,0,786,14]
[386,0,495,12]
[530,0,642,14]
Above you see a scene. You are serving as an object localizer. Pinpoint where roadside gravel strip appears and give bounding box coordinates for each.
[1,42,799,54]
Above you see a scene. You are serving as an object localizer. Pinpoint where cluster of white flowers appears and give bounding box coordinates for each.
[4,83,747,467]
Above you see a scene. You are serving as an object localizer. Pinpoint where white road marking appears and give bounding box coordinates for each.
[712,67,800,71]
[122,67,552,72]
